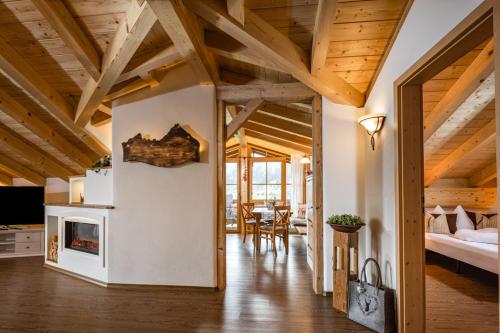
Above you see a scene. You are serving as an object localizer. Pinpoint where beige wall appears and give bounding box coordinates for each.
[362,0,483,287]
[109,66,217,286]
[322,99,365,291]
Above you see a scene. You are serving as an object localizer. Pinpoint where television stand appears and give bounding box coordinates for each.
[0,225,44,258]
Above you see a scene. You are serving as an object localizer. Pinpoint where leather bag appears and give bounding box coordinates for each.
[347,258,395,333]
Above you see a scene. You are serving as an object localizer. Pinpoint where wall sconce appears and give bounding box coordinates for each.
[358,113,386,150]
[300,156,311,164]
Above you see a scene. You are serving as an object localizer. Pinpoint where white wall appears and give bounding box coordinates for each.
[86,122,112,152]
[13,177,68,193]
[363,0,484,287]
[322,99,365,291]
[109,81,217,286]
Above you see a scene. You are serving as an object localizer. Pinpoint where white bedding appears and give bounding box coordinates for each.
[454,228,498,244]
[425,232,498,273]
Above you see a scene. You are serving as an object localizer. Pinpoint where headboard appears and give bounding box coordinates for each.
[424,187,497,212]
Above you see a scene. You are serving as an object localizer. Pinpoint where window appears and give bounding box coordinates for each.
[226,162,238,221]
[251,161,282,201]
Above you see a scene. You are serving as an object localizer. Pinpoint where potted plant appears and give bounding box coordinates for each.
[91,154,112,175]
[326,214,365,233]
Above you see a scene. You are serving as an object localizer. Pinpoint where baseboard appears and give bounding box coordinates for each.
[44,264,218,291]
[43,264,107,287]
[106,283,218,292]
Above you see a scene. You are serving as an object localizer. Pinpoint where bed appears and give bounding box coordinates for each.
[425,232,498,274]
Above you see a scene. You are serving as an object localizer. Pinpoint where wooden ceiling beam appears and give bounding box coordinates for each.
[0,89,94,169]
[249,112,312,138]
[469,162,497,187]
[424,119,496,187]
[102,79,150,103]
[91,111,112,127]
[245,130,311,155]
[217,82,315,103]
[187,0,365,107]
[226,105,247,147]
[148,0,219,85]
[227,0,245,25]
[259,104,312,125]
[425,75,495,159]
[243,122,312,147]
[75,1,157,126]
[205,30,281,71]
[226,98,264,140]
[0,172,12,186]
[424,39,494,141]
[311,0,336,76]
[0,125,74,181]
[116,45,182,84]
[0,155,45,186]
[0,36,108,157]
[32,0,101,81]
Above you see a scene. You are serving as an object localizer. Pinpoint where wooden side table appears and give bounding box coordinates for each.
[333,231,359,313]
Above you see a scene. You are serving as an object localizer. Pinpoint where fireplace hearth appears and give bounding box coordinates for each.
[65,221,99,255]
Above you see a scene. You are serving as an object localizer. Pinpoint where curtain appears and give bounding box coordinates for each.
[290,155,304,216]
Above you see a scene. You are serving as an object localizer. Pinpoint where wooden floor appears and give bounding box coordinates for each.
[0,234,370,332]
[426,252,499,332]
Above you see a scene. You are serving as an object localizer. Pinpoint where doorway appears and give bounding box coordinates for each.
[395,1,498,331]
[216,96,324,295]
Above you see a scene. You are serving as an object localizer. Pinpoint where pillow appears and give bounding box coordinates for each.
[424,211,433,231]
[477,214,498,229]
[429,205,445,215]
[453,205,475,230]
[454,229,498,245]
[427,213,457,234]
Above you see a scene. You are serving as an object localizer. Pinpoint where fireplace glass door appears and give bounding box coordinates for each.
[65,221,99,255]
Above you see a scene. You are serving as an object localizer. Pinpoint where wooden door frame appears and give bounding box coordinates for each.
[394,1,495,331]
[216,96,324,295]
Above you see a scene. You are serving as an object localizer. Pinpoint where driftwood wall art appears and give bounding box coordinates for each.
[122,124,200,168]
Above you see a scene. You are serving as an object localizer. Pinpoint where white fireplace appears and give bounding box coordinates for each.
[45,207,110,284]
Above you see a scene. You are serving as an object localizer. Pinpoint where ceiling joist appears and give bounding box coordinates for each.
[243,122,312,147]
[311,0,336,76]
[0,154,45,186]
[425,119,496,187]
[0,125,73,181]
[469,162,497,187]
[245,130,311,155]
[0,172,12,186]
[75,1,157,126]
[0,89,93,169]
[227,105,247,147]
[116,45,182,84]
[186,0,365,107]
[424,39,494,141]
[226,98,264,140]
[0,35,108,157]
[32,0,102,81]
[217,82,315,103]
[148,0,219,85]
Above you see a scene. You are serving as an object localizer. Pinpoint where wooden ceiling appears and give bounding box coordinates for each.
[423,38,496,190]
[0,0,410,185]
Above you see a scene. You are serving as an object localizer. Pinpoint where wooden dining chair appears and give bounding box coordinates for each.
[241,202,256,243]
[258,205,291,256]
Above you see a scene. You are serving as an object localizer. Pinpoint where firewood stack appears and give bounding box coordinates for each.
[48,235,58,263]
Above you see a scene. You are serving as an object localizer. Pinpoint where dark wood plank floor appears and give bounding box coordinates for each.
[0,235,370,332]
[426,252,498,332]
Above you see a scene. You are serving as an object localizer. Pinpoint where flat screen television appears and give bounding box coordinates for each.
[0,186,44,225]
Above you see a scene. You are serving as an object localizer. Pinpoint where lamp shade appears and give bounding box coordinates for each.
[358,113,386,135]
[300,156,311,164]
